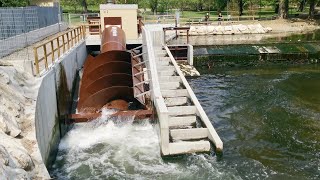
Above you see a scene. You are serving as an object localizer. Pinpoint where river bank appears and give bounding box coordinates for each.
[172,19,320,45]
[0,63,50,179]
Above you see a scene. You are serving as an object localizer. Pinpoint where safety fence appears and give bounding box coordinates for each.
[33,26,85,75]
[62,13,99,27]
[0,6,62,67]
[0,7,59,40]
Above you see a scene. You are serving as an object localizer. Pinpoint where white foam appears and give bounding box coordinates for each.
[51,110,236,179]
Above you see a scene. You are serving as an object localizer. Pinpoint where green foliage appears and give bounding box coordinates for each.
[56,0,319,20]
[0,0,28,7]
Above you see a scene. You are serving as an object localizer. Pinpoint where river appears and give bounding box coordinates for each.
[50,65,320,179]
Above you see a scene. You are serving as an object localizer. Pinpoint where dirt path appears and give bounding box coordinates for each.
[253,19,319,33]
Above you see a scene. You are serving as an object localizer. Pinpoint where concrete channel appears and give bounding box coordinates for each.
[1,21,222,179]
[34,24,223,176]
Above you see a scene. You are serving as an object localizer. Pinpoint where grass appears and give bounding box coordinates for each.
[61,4,314,25]
[61,4,307,17]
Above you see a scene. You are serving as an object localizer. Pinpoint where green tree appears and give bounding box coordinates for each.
[61,0,81,12]
[82,0,88,13]
[308,0,317,18]
[137,0,149,11]
[0,0,28,7]
[239,0,244,16]
[278,0,289,18]
[149,0,158,13]
[298,0,307,11]
[215,0,228,12]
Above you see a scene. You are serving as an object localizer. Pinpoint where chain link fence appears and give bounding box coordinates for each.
[62,13,99,27]
[0,6,66,74]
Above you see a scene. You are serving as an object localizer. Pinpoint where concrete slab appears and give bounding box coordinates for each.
[169,116,197,127]
[169,141,211,155]
[162,89,189,98]
[158,69,176,76]
[158,57,171,61]
[160,82,181,90]
[164,97,188,106]
[156,52,167,57]
[156,60,170,66]
[170,128,208,141]
[168,106,197,116]
[157,65,175,71]
[159,76,181,83]
[155,50,167,54]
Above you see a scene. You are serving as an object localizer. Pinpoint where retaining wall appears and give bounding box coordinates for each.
[193,43,320,68]
[35,41,87,167]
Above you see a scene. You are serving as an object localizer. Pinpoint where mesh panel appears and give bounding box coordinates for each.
[0,7,60,74]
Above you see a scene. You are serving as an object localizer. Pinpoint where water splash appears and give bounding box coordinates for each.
[50,108,241,179]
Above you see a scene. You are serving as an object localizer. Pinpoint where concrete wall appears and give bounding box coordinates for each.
[35,41,87,167]
[144,24,177,47]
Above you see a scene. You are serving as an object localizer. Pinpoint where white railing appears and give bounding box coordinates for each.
[142,27,170,155]
[164,46,223,152]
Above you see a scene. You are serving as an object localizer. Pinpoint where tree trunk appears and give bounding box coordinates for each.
[150,0,158,14]
[82,0,88,13]
[238,0,244,16]
[298,0,306,12]
[309,0,316,18]
[278,0,289,19]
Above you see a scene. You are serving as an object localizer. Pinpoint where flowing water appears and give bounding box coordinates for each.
[50,65,320,180]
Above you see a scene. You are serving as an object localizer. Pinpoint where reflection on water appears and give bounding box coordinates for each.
[50,65,320,179]
[191,65,320,179]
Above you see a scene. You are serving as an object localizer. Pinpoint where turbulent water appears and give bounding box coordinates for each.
[50,65,320,180]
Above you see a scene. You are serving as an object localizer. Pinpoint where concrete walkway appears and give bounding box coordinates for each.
[153,45,223,155]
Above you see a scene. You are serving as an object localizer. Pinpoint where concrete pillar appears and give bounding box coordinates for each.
[187,44,194,66]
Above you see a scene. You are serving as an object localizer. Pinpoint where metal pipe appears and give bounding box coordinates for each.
[101,26,126,53]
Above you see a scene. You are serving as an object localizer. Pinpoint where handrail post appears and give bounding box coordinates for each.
[74,29,78,44]
[43,44,48,70]
[83,25,86,38]
[62,34,66,53]
[66,32,70,50]
[75,28,78,43]
[71,30,74,45]
[77,27,80,42]
[57,37,61,58]
[75,29,77,44]
[33,47,40,75]
[51,41,54,63]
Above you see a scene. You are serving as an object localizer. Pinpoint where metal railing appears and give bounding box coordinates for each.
[82,23,102,37]
[131,46,149,106]
[33,26,85,75]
